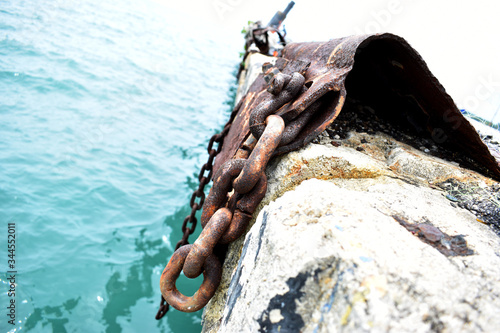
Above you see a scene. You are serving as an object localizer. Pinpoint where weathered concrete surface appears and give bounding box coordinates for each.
[217,179,500,333]
[202,133,500,333]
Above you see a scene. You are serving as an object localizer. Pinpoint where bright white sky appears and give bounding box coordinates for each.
[153,0,500,122]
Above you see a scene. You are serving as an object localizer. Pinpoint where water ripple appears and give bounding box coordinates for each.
[0,0,239,332]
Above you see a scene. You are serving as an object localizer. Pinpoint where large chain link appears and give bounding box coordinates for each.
[158,65,311,315]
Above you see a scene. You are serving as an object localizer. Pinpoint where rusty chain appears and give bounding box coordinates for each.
[155,97,243,319]
[158,65,313,316]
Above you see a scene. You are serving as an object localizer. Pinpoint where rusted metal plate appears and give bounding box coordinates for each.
[215,33,500,179]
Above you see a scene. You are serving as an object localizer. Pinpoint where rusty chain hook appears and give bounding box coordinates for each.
[184,208,232,278]
[233,115,284,194]
[160,245,222,313]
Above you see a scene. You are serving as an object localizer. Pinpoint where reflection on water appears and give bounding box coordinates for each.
[24,298,80,332]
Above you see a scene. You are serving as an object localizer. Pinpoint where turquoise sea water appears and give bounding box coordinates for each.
[0,0,240,332]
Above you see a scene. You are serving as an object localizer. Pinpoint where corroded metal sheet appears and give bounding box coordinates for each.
[215,33,500,179]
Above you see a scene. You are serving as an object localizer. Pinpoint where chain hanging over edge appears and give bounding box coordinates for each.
[158,67,309,314]
[155,96,244,319]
